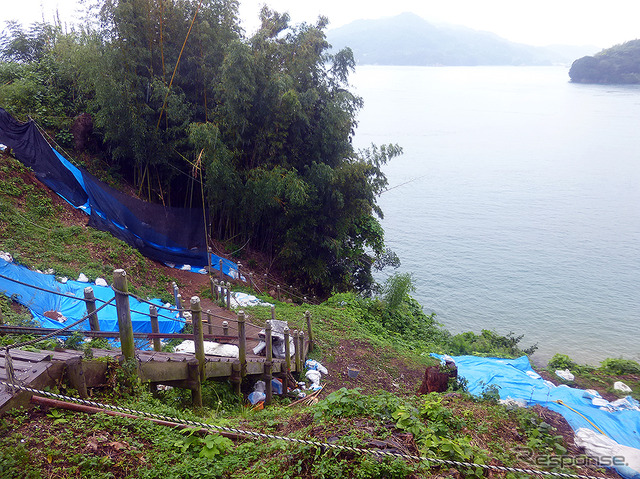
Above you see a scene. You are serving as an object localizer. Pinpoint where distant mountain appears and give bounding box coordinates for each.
[327,13,598,66]
[569,39,640,83]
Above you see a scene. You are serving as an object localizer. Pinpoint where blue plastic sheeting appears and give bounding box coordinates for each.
[0,258,183,336]
[432,354,640,450]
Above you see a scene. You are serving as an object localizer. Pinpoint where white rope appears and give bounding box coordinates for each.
[0,381,608,479]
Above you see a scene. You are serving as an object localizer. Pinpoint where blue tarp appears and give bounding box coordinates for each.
[433,354,640,478]
[0,257,183,336]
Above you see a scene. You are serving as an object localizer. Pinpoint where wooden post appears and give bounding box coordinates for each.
[209,276,215,301]
[66,357,88,398]
[248,272,254,291]
[293,330,300,374]
[222,321,229,336]
[149,305,161,352]
[277,285,281,301]
[305,310,313,353]
[299,330,305,364]
[177,294,183,318]
[237,263,242,284]
[84,287,100,332]
[284,327,291,393]
[188,360,202,408]
[0,306,3,325]
[213,279,219,301]
[263,274,268,292]
[237,311,246,378]
[226,282,231,310]
[206,310,213,335]
[231,361,241,396]
[270,304,276,321]
[113,269,135,361]
[265,321,272,405]
[191,297,206,384]
[219,258,224,281]
[172,282,182,318]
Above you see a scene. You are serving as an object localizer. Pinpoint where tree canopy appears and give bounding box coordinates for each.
[0,0,401,294]
[569,39,640,84]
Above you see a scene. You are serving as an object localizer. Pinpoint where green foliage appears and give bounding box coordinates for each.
[448,329,538,358]
[174,429,233,459]
[548,353,577,371]
[600,358,640,375]
[313,387,401,421]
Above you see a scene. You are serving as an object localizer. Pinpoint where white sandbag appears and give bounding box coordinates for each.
[0,251,13,262]
[555,369,575,381]
[175,340,239,358]
[77,273,89,282]
[615,381,633,393]
[575,428,640,479]
[95,277,108,287]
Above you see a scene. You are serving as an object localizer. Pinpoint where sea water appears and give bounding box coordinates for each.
[351,65,640,365]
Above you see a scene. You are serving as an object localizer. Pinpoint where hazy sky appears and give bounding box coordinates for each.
[3,0,640,49]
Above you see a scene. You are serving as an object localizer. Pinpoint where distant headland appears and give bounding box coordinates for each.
[570,39,640,84]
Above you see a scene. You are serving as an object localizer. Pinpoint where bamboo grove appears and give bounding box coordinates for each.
[0,0,402,294]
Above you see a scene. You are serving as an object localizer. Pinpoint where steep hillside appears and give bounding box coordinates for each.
[570,39,640,83]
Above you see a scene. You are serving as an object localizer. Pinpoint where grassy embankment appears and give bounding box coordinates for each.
[0,151,638,478]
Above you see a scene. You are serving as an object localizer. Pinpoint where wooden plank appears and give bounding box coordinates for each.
[139,361,189,382]
[50,350,84,361]
[0,349,52,362]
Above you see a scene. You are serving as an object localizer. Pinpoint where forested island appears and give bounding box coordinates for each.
[569,39,640,83]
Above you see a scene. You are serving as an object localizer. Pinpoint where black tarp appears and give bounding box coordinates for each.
[0,108,209,268]
[82,172,208,267]
[0,108,88,207]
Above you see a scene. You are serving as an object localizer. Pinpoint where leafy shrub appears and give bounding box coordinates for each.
[447,329,537,358]
[547,353,577,371]
[600,358,640,375]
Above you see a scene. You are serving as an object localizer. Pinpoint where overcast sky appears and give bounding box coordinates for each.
[3,0,639,49]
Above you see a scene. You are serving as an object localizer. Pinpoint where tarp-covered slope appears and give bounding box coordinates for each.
[0,256,182,335]
[0,108,237,274]
[433,354,640,478]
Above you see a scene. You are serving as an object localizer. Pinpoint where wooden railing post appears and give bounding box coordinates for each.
[206,310,213,335]
[209,277,215,302]
[277,285,281,302]
[149,305,161,352]
[113,269,135,361]
[293,330,301,374]
[172,282,183,318]
[263,274,268,292]
[177,294,183,318]
[226,282,231,310]
[298,330,305,364]
[270,304,276,321]
[305,310,313,352]
[237,263,242,284]
[265,321,272,405]
[191,297,206,384]
[219,258,224,281]
[284,326,291,393]
[213,279,219,301]
[84,287,100,332]
[222,321,229,337]
[237,311,246,379]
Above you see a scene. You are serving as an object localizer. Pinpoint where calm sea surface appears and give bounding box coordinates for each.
[351,65,640,365]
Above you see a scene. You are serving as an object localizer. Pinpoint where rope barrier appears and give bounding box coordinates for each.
[0,273,92,303]
[0,381,608,479]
